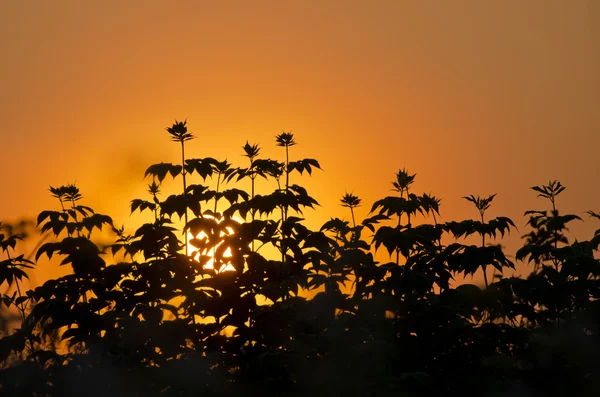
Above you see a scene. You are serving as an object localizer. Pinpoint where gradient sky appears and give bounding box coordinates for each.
[1,1,599,280]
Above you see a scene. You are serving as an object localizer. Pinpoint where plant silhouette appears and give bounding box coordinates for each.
[2,123,600,396]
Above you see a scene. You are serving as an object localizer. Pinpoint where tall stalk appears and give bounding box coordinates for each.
[550,192,560,271]
[5,250,27,324]
[166,119,195,256]
[480,211,488,288]
[243,142,260,251]
[276,133,296,265]
[464,193,496,288]
[392,169,415,265]
[212,163,226,272]
[51,185,89,301]
[181,141,188,254]
[341,192,361,229]
[285,145,290,213]
[148,181,161,222]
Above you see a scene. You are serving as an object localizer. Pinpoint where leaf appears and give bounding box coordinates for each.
[144,163,180,182]
[81,213,114,233]
[287,158,322,175]
[221,188,250,205]
[185,158,220,180]
[131,199,156,214]
[320,218,350,233]
[37,210,63,226]
[185,217,220,238]
[36,242,61,261]
[161,194,192,219]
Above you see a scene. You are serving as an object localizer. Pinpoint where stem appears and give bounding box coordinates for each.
[481,213,488,288]
[15,281,38,360]
[212,173,221,271]
[255,241,268,253]
[406,187,411,226]
[281,203,285,265]
[551,198,559,271]
[432,212,442,246]
[251,173,256,252]
[71,200,80,237]
[214,173,221,214]
[181,141,188,256]
[277,174,286,266]
[284,145,289,222]
[7,251,36,359]
[285,146,289,192]
[405,188,413,261]
[7,251,26,323]
[551,196,561,325]
[350,207,356,228]
[396,189,403,266]
[14,283,26,322]
[152,193,158,222]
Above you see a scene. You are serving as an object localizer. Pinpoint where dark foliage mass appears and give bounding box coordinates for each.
[2,123,600,396]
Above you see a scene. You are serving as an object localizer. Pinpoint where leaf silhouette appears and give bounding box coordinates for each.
[144,162,182,182]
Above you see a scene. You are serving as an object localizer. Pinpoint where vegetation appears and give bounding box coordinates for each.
[1,122,600,396]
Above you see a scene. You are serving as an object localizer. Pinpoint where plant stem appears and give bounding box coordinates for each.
[396,189,403,266]
[284,145,289,222]
[7,251,36,359]
[280,159,287,265]
[281,202,285,265]
[481,213,488,288]
[181,141,188,256]
[213,173,221,271]
[551,198,560,271]
[7,251,26,323]
[251,173,256,252]
[285,147,289,192]
[214,173,221,214]
[14,281,26,323]
[71,200,80,238]
[152,192,158,221]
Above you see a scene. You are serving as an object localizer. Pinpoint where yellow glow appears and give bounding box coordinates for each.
[2,1,598,288]
[187,215,242,272]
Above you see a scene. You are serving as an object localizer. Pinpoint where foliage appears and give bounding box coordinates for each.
[1,123,600,396]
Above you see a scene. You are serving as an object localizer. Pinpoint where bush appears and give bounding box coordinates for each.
[1,121,600,396]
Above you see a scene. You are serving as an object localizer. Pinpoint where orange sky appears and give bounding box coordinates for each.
[1,1,599,281]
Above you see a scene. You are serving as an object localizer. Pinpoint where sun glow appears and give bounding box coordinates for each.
[186,214,242,272]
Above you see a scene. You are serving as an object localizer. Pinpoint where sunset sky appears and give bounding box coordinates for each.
[1,1,599,280]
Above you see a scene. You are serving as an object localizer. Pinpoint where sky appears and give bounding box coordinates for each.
[1,1,599,282]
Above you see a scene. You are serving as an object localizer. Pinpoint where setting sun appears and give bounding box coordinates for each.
[187,214,241,272]
[1,2,599,396]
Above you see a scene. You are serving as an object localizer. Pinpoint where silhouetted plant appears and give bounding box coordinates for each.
[464,193,496,287]
[516,181,587,330]
[341,192,361,228]
[166,119,195,255]
[518,181,580,270]
[4,124,600,397]
[441,194,515,290]
[0,222,36,361]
